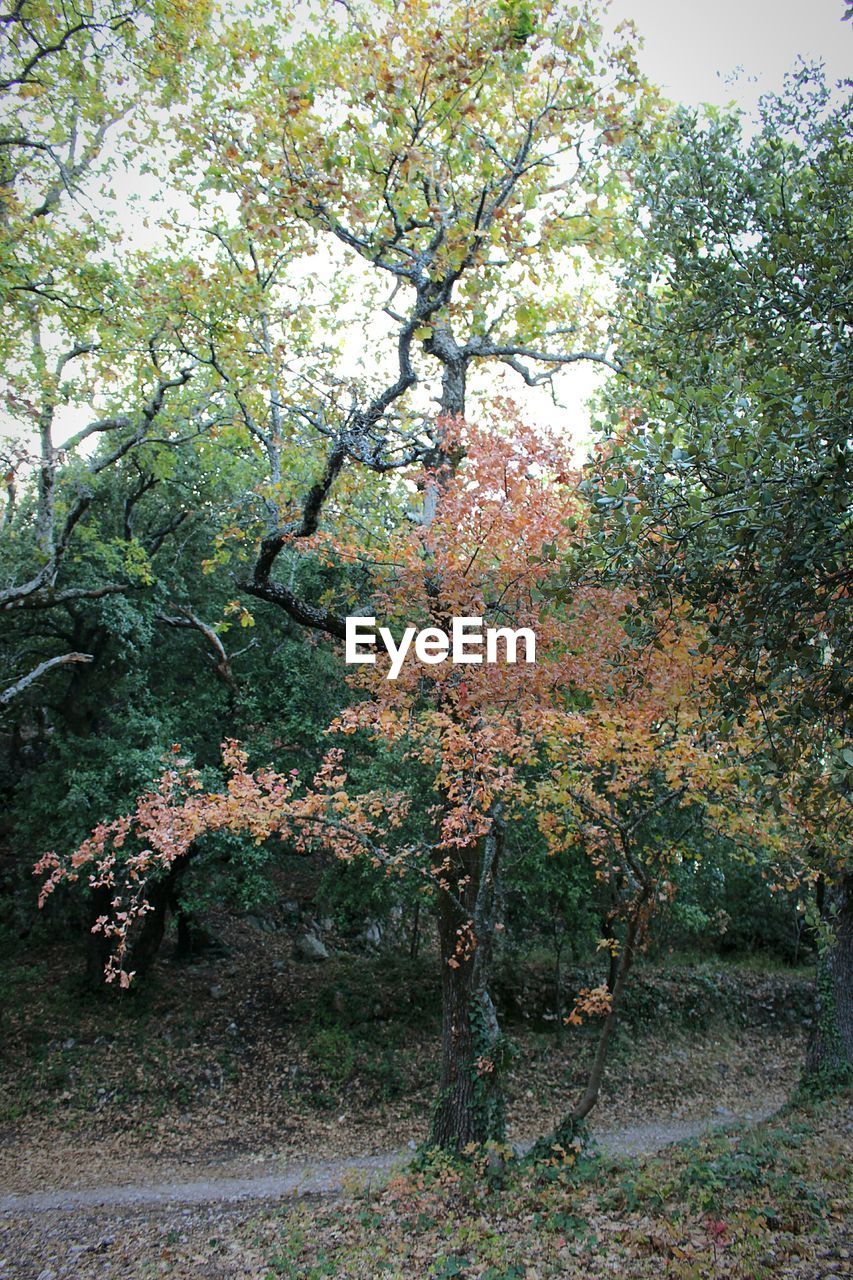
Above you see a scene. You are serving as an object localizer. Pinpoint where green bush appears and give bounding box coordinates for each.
[306,1026,356,1083]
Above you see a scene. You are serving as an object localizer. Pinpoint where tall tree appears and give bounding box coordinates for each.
[0,0,211,705]
[164,0,653,601]
[96,0,655,1146]
[587,69,852,1079]
[36,415,787,1149]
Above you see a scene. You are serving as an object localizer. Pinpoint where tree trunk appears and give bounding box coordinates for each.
[174,902,219,960]
[602,913,620,994]
[438,355,466,418]
[127,865,183,977]
[423,329,502,1152]
[425,321,467,419]
[86,884,115,989]
[571,908,641,1124]
[805,869,853,1080]
[552,925,565,1039]
[531,892,648,1155]
[429,820,505,1151]
[409,898,421,960]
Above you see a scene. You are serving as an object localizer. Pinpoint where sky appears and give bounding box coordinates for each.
[606,0,850,111]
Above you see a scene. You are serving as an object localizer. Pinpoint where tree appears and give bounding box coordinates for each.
[587,69,852,1079]
[0,0,212,706]
[55,0,653,1146]
[530,651,800,1147]
[35,413,786,1150]
[158,0,653,609]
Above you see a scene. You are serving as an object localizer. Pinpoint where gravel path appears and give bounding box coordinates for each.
[595,1101,777,1155]
[0,1106,779,1215]
[0,1153,400,1213]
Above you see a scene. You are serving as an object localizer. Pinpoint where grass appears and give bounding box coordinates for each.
[658,949,816,976]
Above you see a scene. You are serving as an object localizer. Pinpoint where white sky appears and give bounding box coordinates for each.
[607,0,851,111]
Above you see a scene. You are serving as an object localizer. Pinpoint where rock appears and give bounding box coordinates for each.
[245,913,275,933]
[294,932,329,962]
[363,921,383,948]
[280,899,300,922]
[209,985,224,999]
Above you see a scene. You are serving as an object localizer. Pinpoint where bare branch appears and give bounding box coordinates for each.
[1,581,129,613]
[0,651,93,708]
[156,609,238,693]
[242,575,347,640]
[466,336,623,380]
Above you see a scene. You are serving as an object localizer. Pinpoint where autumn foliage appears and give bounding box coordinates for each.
[35,410,793,987]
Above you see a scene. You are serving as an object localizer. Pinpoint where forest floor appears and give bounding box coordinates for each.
[1,917,849,1277]
[1,1072,849,1279]
[0,1024,797,1205]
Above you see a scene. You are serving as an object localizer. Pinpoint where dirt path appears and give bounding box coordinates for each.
[0,1103,779,1216]
[594,1100,777,1155]
[0,1153,399,1214]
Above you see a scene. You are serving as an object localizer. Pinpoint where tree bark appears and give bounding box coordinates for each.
[87,862,191,985]
[409,898,421,960]
[805,869,853,1080]
[571,907,642,1123]
[423,324,509,1153]
[0,652,93,708]
[429,821,505,1151]
[175,902,218,960]
[127,865,184,978]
